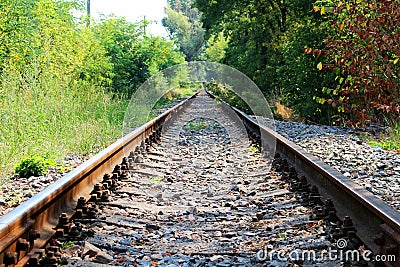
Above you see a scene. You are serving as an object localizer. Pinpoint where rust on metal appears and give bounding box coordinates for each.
[206,90,400,266]
[0,93,199,266]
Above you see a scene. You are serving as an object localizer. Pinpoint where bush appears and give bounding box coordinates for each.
[14,155,56,177]
[279,2,338,124]
[205,82,252,114]
[314,0,400,125]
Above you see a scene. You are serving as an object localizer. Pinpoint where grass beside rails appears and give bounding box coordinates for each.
[366,123,400,151]
[0,67,128,180]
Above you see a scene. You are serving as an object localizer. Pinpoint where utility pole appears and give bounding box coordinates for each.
[143,15,146,37]
[86,0,91,27]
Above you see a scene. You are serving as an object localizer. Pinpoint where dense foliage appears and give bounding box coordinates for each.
[93,17,185,96]
[313,0,400,126]
[0,0,185,177]
[162,0,205,61]
[1,0,399,177]
[195,0,336,123]
[196,0,400,126]
[196,0,285,93]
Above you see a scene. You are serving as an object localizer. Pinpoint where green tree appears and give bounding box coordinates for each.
[92,17,143,95]
[93,17,185,96]
[0,0,35,70]
[205,32,229,62]
[278,0,337,123]
[31,0,112,86]
[162,0,205,61]
[196,0,288,94]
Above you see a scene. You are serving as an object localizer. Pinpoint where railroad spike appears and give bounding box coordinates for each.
[76,197,88,213]
[112,165,121,178]
[140,146,147,157]
[373,232,385,245]
[135,146,141,154]
[43,251,57,267]
[91,183,103,198]
[121,157,129,171]
[297,176,308,192]
[111,173,119,185]
[128,157,135,170]
[341,216,357,237]
[120,170,130,180]
[56,213,71,234]
[16,238,29,252]
[289,166,297,178]
[141,140,146,149]
[289,181,300,191]
[54,229,64,238]
[309,185,322,204]
[87,204,98,217]
[332,227,343,239]
[28,229,41,250]
[324,199,336,213]
[134,153,144,163]
[101,190,111,202]
[28,253,41,267]
[312,206,326,219]
[75,209,83,219]
[69,224,81,237]
[102,174,112,189]
[88,194,98,203]
[4,251,18,265]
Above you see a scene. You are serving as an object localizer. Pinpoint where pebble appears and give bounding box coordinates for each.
[0,155,88,217]
[0,96,195,219]
[274,120,400,211]
[64,93,345,266]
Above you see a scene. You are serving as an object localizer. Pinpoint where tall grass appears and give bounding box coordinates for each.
[0,64,128,179]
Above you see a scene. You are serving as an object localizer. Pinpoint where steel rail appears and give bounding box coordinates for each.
[206,90,400,266]
[0,89,399,266]
[0,93,198,266]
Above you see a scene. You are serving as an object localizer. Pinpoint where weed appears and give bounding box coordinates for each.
[188,121,207,131]
[153,97,173,109]
[5,196,20,207]
[248,147,259,153]
[14,154,56,177]
[152,176,163,182]
[61,241,74,250]
[146,176,164,187]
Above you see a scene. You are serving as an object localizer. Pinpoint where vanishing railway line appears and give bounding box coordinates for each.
[0,91,399,266]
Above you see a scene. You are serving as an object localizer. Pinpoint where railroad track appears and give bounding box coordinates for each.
[0,91,399,266]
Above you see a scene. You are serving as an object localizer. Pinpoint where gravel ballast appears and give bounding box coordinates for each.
[274,120,400,211]
[0,99,398,218]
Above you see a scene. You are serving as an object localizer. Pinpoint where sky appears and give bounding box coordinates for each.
[90,0,169,37]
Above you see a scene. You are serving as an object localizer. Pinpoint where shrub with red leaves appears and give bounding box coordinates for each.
[313,0,400,126]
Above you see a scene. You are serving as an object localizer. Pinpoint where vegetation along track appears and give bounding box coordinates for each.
[0,91,399,267]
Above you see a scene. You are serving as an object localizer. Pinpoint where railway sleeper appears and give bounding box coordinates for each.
[1,91,399,266]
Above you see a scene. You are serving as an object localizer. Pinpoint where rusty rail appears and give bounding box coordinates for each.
[1,89,399,266]
[206,90,400,266]
[0,93,198,267]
